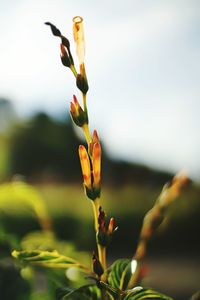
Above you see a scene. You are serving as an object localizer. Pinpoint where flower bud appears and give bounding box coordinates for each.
[76,74,89,94]
[45,22,61,36]
[70,95,88,127]
[108,218,114,234]
[98,207,106,232]
[92,142,101,196]
[92,252,104,277]
[93,130,100,144]
[60,44,71,67]
[73,16,85,65]
[89,130,100,156]
[45,22,74,67]
[78,145,91,190]
[78,145,100,200]
[96,207,117,247]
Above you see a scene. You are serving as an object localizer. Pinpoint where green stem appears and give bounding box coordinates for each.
[92,199,100,232]
[70,64,78,77]
[82,123,92,145]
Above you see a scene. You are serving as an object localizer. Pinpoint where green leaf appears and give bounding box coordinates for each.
[12,250,91,273]
[56,284,101,300]
[123,287,173,300]
[99,281,120,298]
[108,259,132,290]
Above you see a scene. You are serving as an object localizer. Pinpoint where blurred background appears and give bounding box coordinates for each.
[0,0,199,299]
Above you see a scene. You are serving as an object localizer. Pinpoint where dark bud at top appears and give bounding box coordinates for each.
[45,22,61,37]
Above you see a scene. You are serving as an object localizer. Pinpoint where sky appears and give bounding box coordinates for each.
[0,0,200,180]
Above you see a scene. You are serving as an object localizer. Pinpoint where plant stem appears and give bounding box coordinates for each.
[92,199,107,278]
[70,64,78,77]
[82,93,87,112]
[92,199,100,232]
[82,123,92,145]
[98,245,106,273]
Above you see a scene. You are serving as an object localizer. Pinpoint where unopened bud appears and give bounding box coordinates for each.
[92,252,104,277]
[45,22,61,36]
[76,74,89,94]
[78,145,91,190]
[60,44,71,67]
[108,218,114,234]
[92,142,101,194]
[70,95,88,127]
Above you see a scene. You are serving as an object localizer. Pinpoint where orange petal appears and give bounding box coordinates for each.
[93,130,100,144]
[92,142,101,189]
[78,145,91,188]
[70,102,77,116]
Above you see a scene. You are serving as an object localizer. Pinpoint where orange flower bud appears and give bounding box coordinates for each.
[93,130,100,144]
[70,95,88,127]
[78,145,91,189]
[89,130,100,156]
[108,217,114,234]
[92,142,101,190]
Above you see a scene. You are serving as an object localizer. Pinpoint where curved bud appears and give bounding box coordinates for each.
[78,145,91,189]
[45,22,61,36]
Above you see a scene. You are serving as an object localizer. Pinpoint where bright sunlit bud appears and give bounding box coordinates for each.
[70,95,88,127]
[92,142,101,191]
[78,145,91,189]
[73,16,85,65]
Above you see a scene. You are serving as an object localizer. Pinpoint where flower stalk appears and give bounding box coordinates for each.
[45,16,108,276]
[128,173,189,288]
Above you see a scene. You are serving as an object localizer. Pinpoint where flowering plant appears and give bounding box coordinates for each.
[12,16,196,300]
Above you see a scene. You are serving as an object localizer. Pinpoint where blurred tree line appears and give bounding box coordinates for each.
[5,112,171,186]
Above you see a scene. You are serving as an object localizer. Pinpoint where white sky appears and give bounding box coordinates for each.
[0,0,200,180]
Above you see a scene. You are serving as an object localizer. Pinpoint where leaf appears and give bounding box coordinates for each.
[123,287,173,300]
[56,284,101,300]
[108,259,132,290]
[0,181,51,231]
[12,249,91,273]
[190,291,200,300]
[99,281,120,298]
